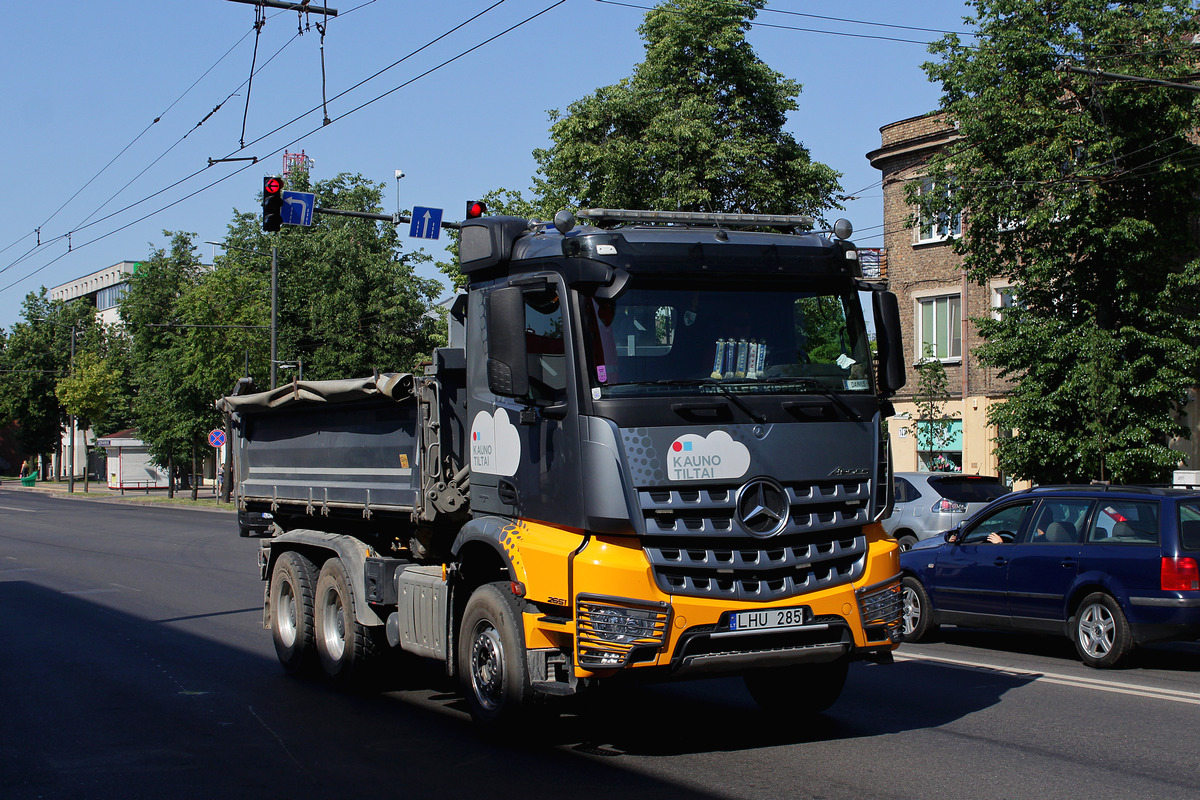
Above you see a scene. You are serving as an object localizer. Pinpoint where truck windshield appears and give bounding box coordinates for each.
[581,280,874,398]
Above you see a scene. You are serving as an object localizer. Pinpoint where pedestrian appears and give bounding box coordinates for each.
[19,459,29,478]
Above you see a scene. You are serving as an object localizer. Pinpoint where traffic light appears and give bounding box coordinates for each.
[466,200,487,219]
[262,176,284,232]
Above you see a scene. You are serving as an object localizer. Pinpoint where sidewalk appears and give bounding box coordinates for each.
[2,477,235,513]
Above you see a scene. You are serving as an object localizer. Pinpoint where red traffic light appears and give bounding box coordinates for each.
[466,201,487,219]
[263,176,284,232]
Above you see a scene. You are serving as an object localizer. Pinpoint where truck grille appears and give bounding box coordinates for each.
[638,480,869,601]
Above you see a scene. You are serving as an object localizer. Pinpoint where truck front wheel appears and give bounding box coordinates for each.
[458,582,532,725]
[743,656,849,717]
[270,551,317,674]
[314,558,377,683]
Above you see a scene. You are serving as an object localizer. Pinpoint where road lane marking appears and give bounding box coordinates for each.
[896,652,1200,706]
[0,505,35,512]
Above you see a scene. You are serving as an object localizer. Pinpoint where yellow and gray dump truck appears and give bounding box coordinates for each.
[219,208,908,725]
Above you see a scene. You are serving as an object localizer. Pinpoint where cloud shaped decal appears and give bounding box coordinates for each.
[470,409,521,476]
[667,431,751,481]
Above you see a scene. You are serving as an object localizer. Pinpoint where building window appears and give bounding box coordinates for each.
[96,282,128,312]
[992,283,1019,319]
[915,178,961,243]
[918,293,961,362]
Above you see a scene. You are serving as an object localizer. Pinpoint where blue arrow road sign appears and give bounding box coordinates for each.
[409,206,443,240]
[281,191,315,226]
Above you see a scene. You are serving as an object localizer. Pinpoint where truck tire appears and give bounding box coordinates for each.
[270,551,317,674]
[743,656,849,717]
[314,558,377,684]
[458,581,533,725]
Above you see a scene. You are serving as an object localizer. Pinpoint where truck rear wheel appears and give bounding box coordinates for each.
[314,558,377,684]
[458,581,532,725]
[743,656,849,716]
[270,551,317,674]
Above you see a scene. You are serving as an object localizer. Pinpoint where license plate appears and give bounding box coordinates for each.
[729,606,811,632]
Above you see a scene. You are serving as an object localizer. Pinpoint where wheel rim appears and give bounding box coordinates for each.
[1077,602,1115,658]
[901,586,922,636]
[469,620,505,712]
[320,587,347,660]
[277,579,298,648]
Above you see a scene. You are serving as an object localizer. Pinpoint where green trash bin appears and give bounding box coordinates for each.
[20,474,36,487]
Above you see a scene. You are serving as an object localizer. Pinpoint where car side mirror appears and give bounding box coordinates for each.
[944,529,960,544]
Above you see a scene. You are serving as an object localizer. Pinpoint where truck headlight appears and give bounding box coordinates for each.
[576,597,671,668]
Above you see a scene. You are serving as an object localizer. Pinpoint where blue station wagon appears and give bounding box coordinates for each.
[899,485,1200,667]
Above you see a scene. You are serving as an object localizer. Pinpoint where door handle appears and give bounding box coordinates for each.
[1060,558,1076,568]
[993,557,1008,567]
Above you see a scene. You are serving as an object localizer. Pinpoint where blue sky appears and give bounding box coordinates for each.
[0,0,974,330]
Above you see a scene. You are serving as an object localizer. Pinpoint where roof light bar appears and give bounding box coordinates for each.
[577,208,814,230]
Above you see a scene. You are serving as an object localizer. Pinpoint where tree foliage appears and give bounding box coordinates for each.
[533,0,840,216]
[441,0,842,288]
[0,290,104,464]
[919,0,1200,483]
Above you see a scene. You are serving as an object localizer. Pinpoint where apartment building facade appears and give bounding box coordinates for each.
[867,112,1199,480]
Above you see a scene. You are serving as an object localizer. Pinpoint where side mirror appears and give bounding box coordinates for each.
[486,287,530,398]
[944,528,960,544]
[872,290,906,397]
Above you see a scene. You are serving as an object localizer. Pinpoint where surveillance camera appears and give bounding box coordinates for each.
[395,170,405,179]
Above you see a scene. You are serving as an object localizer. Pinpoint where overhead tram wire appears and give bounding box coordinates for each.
[0,20,261,261]
[0,1,378,284]
[0,0,567,300]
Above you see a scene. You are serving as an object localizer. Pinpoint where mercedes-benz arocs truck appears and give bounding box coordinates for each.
[219,208,908,725]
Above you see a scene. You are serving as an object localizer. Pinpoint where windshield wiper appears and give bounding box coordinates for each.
[642,379,768,424]
[760,377,863,421]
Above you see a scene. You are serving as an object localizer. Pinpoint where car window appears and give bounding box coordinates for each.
[927,476,1010,503]
[960,502,1032,544]
[1178,501,1200,551]
[895,478,918,504]
[1027,499,1091,544]
[1088,500,1160,545]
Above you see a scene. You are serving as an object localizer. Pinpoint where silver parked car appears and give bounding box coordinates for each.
[884,472,1010,550]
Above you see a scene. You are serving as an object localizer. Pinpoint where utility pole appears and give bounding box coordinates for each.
[67,324,76,494]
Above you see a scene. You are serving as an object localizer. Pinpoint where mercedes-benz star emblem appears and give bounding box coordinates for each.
[736,478,789,537]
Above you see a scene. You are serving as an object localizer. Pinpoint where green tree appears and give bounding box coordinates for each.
[909,346,958,472]
[122,231,208,497]
[443,0,842,287]
[222,171,445,381]
[0,290,103,475]
[56,350,119,492]
[918,0,1200,484]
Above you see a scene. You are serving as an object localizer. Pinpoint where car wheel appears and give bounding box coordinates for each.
[897,533,918,552]
[1072,592,1133,668]
[900,576,938,642]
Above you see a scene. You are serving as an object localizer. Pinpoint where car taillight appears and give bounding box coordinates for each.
[1161,557,1200,591]
[933,498,967,514]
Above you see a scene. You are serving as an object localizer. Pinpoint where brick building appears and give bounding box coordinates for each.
[867,111,1199,480]
[867,113,1018,479]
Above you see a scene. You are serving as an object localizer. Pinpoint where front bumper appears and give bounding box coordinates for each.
[520,524,902,677]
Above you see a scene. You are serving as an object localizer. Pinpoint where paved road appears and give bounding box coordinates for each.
[3,489,1199,800]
